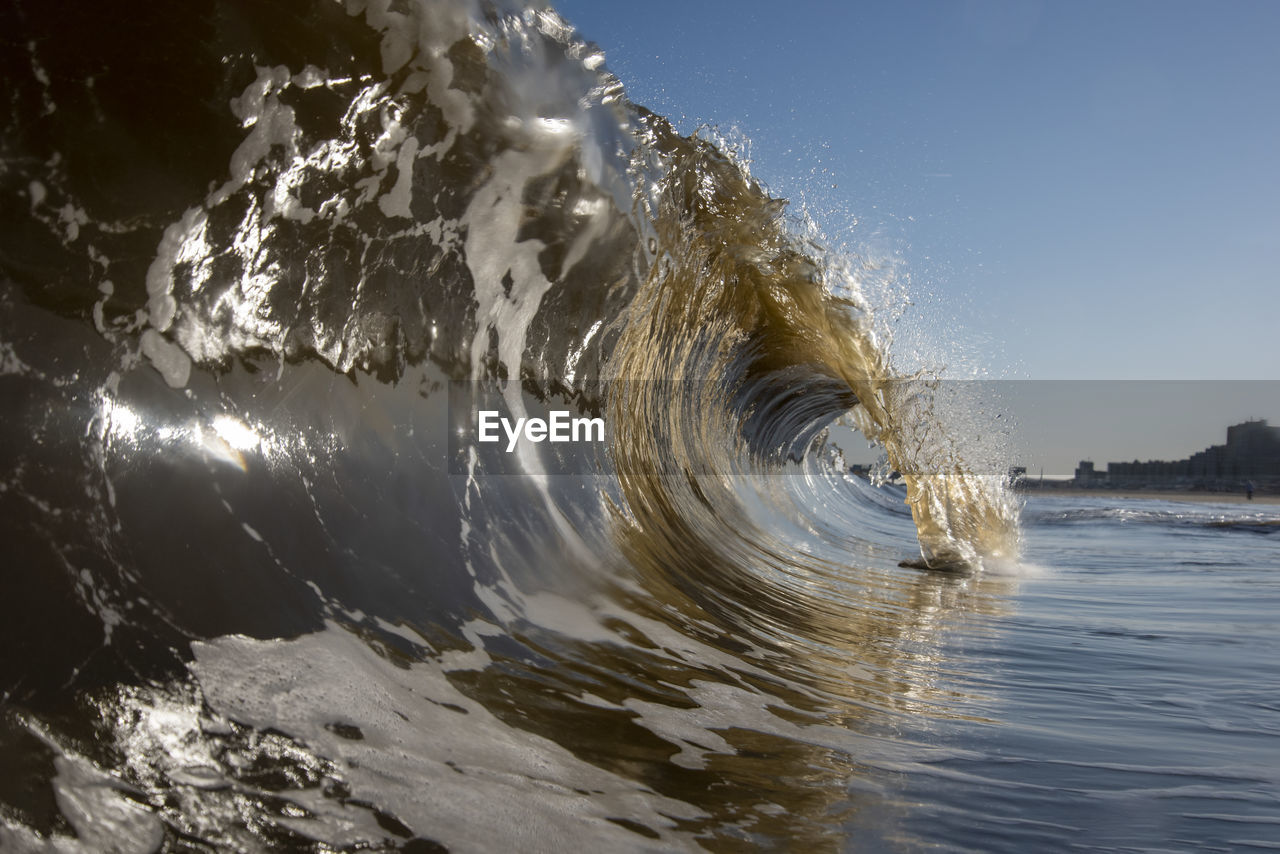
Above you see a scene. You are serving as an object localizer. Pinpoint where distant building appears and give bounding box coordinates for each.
[1074,460,1106,485]
[1104,419,1280,486]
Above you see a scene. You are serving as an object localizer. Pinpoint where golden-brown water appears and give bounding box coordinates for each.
[4,2,1276,852]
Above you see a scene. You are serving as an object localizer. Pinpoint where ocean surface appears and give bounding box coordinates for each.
[2,1,1278,851]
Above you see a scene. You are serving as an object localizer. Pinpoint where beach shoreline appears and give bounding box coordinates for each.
[1018,488,1280,505]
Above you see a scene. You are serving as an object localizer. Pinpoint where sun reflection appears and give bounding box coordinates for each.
[211,415,261,452]
[99,397,142,445]
[96,394,289,473]
[194,423,248,471]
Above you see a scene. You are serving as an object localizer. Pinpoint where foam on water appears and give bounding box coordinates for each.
[5,0,1277,850]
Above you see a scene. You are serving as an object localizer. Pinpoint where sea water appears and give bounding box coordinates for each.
[2,1,1278,850]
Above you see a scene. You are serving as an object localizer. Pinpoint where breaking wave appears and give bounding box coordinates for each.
[1,0,1022,849]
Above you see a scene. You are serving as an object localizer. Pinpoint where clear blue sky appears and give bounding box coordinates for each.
[553,0,1280,387]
